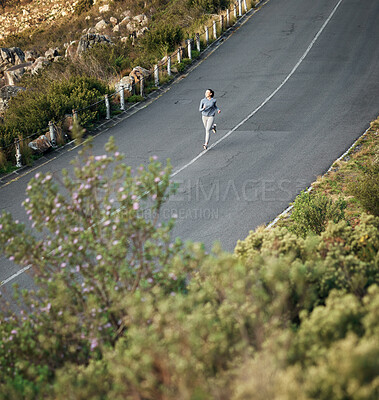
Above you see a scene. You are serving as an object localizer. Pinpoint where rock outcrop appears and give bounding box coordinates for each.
[0,0,77,41]
[129,66,150,83]
[115,75,135,93]
[76,33,113,57]
[0,48,25,73]
[3,63,31,85]
[30,57,51,75]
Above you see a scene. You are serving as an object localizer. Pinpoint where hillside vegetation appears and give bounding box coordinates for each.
[0,116,378,399]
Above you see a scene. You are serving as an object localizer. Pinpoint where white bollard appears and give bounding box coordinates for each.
[154,64,159,86]
[120,84,125,111]
[49,121,57,148]
[15,140,22,168]
[196,33,201,52]
[234,4,237,19]
[226,9,230,27]
[177,47,181,64]
[205,26,209,44]
[213,20,217,40]
[243,0,248,13]
[167,55,172,76]
[140,77,144,97]
[238,0,242,16]
[187,39,192,60]
[105,94,111,120]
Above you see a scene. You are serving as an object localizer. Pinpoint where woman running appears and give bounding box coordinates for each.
[199,89,221,150]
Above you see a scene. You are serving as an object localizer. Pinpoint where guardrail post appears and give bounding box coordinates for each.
[15,140,22,168]
[120,84,125,111]
[238,0,242,17]
[49,121,57,148]
[187,39,192,60]
[105,94,111,120]
[177,47,181,64]
[213,20,217,40]
[140,77,144,97]
[226,9,230,27]
[154,64,159,86]
[234,3,237,19]
[167,55,172,76]
[205,26,209,45]
[196,33,201,52]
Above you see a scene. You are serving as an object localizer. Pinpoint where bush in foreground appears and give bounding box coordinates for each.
[0,134,378,399]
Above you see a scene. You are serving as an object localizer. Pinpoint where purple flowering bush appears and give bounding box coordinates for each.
[0,131,197,398]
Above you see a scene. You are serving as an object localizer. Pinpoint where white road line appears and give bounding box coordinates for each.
[1,265,31,286]
[172,0,344,177]
[1,0,344,288]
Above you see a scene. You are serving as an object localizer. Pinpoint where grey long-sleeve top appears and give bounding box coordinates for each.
[199,97,219,117]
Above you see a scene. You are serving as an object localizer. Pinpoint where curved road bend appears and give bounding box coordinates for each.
[1,0,379,300]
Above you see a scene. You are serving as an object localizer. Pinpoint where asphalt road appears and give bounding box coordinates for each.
[1,0,379,298]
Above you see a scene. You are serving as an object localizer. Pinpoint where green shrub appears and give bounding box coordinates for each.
[347,158,379,216]
[142,24,184,58]
[127,94,144,102]
[177,58,192,72]
[288,190,347,237]
[2,75,109,152]
[74,0,93,15]
[187,0,231,13]
[236,214,379,304]
[279,286,379,400]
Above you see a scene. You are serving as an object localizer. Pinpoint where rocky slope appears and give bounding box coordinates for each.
[0,0,78,42]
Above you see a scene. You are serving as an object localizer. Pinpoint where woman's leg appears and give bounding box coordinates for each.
[202,116,214,146]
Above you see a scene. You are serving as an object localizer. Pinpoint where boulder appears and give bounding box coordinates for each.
[129,66,150,83]
[65,41,78,59]
[136,27,148,38]
[24,50,38,62]
[4,63,31,85]
[115,75,135,93]
[45,47,59,60]
[133,14,148,25]
[76,33,113,56]
[95,19,109,32]
[28,131,53,153]
[119,16,131,27]
[112,24,120,33]
[30,57,50,75]
[99,4,110,13]
[0,47,25,72]
[110,17,118,25]
[0,85,26,114]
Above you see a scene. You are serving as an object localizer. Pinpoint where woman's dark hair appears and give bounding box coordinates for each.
[207,89,214,97]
